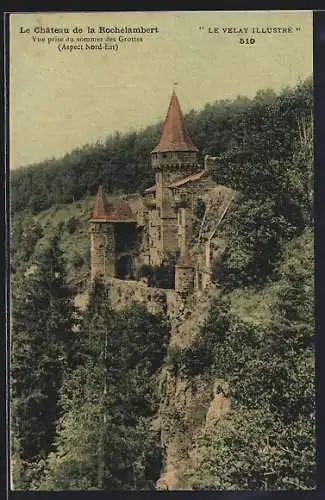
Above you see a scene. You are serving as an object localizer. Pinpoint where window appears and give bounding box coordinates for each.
[197,271,202,290]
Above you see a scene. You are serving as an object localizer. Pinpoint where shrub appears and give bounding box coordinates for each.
[71,253,84,269]
[66,217,79,234]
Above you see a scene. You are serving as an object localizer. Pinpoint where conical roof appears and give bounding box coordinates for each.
[152,91,198,153]
[90,186,135,222]
[90,185,109,219]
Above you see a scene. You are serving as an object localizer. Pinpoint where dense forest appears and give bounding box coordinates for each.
[11,79,311,215]
[10,78,315,490]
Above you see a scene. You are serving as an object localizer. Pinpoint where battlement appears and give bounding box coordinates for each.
[151,151,200,170]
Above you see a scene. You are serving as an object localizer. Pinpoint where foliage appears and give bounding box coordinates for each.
[195,198,206,220]
[11,79,312,220]
[191,198,206,240]
[11,212,44,272]
[38,282,170,490]
[66,216,79,234]
[182,232,315,489]
[168,296,232,377]
[211,78,313,288]
[10,78,315,491]
[11,128,159,214]
[188,408,315,490]
[10,234,78,488]
[71,252,84,269]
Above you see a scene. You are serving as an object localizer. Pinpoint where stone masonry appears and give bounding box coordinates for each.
[87,91,237,299]
[90,223,116,281]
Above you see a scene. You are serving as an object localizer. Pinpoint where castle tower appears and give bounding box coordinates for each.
[151,91,201,261]
[90,186,116,282]
[175,253,195,295]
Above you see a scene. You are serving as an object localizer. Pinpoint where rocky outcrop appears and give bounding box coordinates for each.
[74,277,229,491]
[75,277,169,315]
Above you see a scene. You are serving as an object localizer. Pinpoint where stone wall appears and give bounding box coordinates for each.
[75,277,170,316]
[106,278,168,315]
[175,266,195,294]
[156,171,177,219]
[161,218,179,260]
[148,207,161,266]
[178,208,192,254]
[175,176,217,212]
[90,222,116,281]
[75,277,186,321]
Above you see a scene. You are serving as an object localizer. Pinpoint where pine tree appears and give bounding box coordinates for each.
[188,249,315,490]
[39,286,168,490]
[10,234,78,488]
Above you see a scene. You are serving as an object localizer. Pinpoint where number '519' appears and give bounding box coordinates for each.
[240,38,255,44]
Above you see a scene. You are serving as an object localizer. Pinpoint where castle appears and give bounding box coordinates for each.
[88,91,237,299]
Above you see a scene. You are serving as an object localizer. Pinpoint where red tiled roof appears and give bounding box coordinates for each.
[152,91,198,153]
[90,186,136,222]
[90,185,109,219]
[144,170,207,194]
[177,253,195,267]
[168,169,207,188]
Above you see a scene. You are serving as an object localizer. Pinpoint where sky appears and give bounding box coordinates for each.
[9,11,313,169]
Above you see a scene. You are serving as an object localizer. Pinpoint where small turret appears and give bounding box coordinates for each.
[90,186,137,282]
[89,186,116,282]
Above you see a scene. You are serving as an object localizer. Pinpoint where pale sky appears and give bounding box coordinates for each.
[9,11,313,169]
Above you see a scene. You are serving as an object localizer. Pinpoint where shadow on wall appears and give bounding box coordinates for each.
[136,262,175,289]
[115,223,138,253]
[116,254,134,280]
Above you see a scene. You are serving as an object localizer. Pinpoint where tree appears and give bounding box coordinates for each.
[38,285,169,490]
[188,407,315,490]
[186,235,315,490]
[10,234,78,488]
[11,79,312,217]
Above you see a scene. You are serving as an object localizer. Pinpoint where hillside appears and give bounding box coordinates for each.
[11,78,312,216]
[11,197,314,490]
[10,78,315,491]
[154,229,314,490]
[11,193,144,285]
